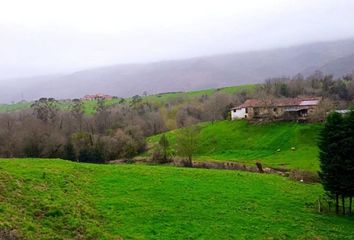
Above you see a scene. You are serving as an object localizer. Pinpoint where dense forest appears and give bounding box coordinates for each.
[0,71,353,162]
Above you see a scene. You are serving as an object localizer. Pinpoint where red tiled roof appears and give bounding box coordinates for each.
[232,97,320,109]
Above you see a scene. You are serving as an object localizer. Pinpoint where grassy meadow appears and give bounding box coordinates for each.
[1,158,353,239]
[147,120,322,171]
[143,84,256,103]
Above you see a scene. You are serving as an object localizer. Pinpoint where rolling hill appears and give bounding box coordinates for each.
[1,158,353,239]
[318,53,354,76]
[2,38,354,103]
[147,120,322,171]
[0,84,256,114]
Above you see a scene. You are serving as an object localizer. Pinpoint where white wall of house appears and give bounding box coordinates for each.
[231,108,247,120]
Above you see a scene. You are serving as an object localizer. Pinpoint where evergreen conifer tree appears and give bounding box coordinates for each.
[343,110,354,214]
[319,112,345,213]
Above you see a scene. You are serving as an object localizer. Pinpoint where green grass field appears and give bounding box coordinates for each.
[79,98,121,114]
[0,158,353,239]
[147,120,322,171]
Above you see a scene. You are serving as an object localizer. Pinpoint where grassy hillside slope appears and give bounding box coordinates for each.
[0,101,32,112]
[0,98,121,115]
[147,120,322,171]
[0,84,255,114]
[144,84,255,103]
[0,159,353,239]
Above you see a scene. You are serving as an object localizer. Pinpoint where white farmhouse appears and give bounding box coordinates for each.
[231,106,248,120]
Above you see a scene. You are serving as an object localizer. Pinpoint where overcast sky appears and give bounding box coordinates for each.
[1,0,354,79]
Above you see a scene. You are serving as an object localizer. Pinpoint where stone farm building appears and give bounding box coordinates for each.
[82,93,113,101]
[231,97,321,122]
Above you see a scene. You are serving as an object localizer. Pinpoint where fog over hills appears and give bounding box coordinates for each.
[2,38,354,103]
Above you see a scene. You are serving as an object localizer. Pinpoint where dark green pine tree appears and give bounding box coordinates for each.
[318,112,346,214]
[343,110,354,215]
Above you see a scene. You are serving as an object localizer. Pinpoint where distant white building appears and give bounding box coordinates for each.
[231,106,248,120]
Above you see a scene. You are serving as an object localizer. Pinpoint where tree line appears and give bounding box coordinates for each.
[0,92,234,163]
[0,98,164,162]
[259,72,354,102]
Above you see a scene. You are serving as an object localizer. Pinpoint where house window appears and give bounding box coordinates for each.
[273,108,277,112]
[245,115,247,118]
[245,108,248,113]
[233,109,236,112]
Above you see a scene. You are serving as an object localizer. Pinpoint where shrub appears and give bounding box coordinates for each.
[151,148,172,164]
[78,147,104,164]
[62,142,76,161]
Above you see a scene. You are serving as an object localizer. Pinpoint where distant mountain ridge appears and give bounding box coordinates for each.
[1,38,354,102]
[317,53,354,76]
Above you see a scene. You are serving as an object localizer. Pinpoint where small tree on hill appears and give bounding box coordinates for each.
[159,134,171,162]
[175,125,201,167]
[152,134,172,163]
